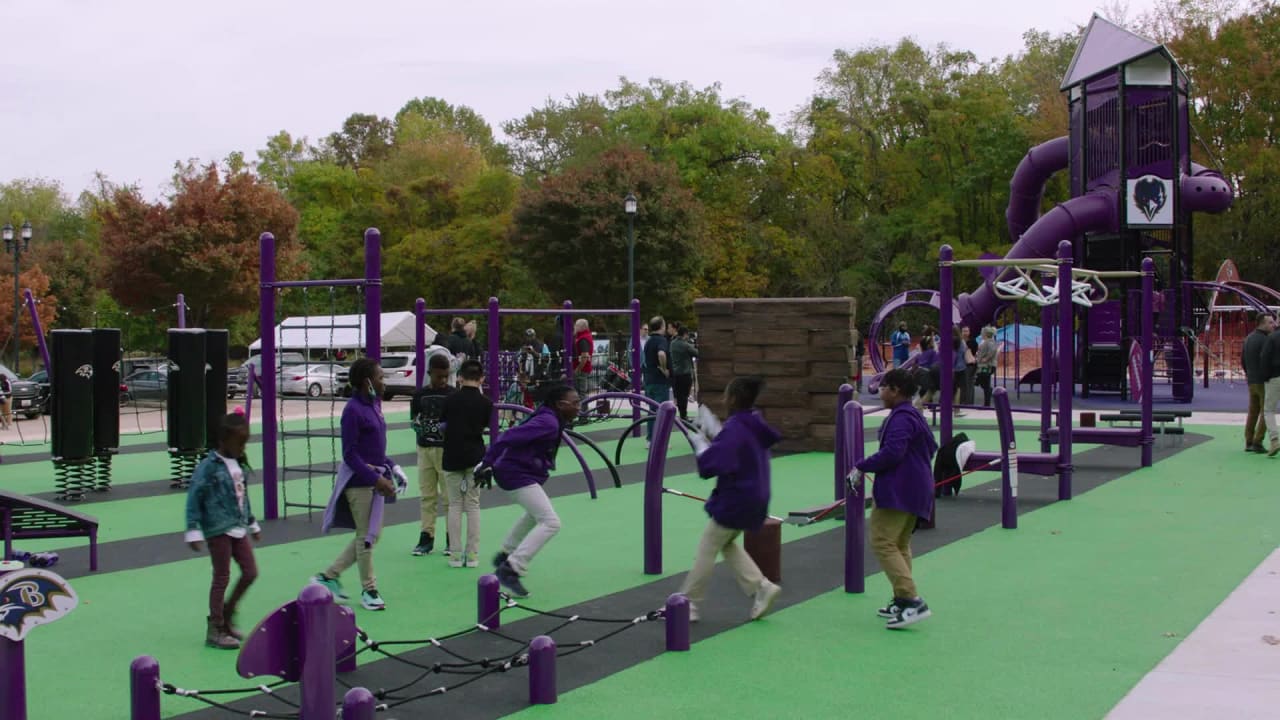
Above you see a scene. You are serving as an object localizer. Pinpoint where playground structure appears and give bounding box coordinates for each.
[868,16,1276,405]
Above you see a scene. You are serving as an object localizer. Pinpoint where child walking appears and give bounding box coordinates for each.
[184,411,260,649]
[410,352,455,556]
[854,368,939,629]
[315,358,407,611]
[681,377,782,622]
[476,383,580,598]
[441,360,493,568]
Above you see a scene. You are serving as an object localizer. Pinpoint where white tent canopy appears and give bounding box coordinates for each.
[249,311,437,353]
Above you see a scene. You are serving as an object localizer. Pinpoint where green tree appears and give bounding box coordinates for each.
[510,146,704,313]
[321,113,394,169]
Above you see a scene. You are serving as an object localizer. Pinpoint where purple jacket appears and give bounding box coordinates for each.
[856,403,938,519]
[697,410,782,531]
[483,405,565,490]
[341,394,390,488]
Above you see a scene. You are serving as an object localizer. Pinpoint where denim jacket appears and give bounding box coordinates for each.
[184,450,260,542]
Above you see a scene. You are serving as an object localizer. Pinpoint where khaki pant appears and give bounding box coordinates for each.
[1265,378,1280,444]
[445,469,481,557]
[870,507,918,600]
[325,487,378,591]
[679,519,767,608]
[417,446,448,535]
[1247,383,1267,446]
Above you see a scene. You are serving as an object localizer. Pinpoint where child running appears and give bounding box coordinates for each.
[476,383,580,597]
[441,360,493,568]
[681,376,782,622]
[410,352,455,556]
[184,411,260,650]
[853,367,939,629]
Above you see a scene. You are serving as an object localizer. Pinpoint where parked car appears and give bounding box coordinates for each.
[280,363,345,397]
[0,365,43,419]
[122,369,167,404]
[230,352,307,397]
[25,370,51,415]
[381,347,456,400]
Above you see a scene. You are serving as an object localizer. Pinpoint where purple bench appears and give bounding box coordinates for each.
[1,489,99,571]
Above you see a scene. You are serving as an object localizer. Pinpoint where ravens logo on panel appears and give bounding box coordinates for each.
[0,569,79,642]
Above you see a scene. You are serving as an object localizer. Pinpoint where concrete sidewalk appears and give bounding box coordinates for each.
[1108,547,1280,720]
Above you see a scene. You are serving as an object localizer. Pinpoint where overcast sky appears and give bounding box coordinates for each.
[0,0,1153,199]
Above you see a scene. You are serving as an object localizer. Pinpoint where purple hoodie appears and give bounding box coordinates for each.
[696,409,782,531]
[856,403,938,519]
[483,405,565,490]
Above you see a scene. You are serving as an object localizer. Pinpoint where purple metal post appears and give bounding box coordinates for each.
[128,655,161,720]
[364,229,381,362]
[342,688,376,720]
[993,388,1018,529]
[844,400,866,593]
[562,301,574,385]
[488,297,501,441]
[259,232,280,520]
[643,402,677,574]
[1014,306,1022,399]
[478,574,501,629]
[176,293,186,329]
[664,594,690,651]
[939,245,954,446]
[630,298,642,437]
[244,365,255,426]
[528,635,557,705]
[834,384,853,501]
[298,583,335,720]
[1,638,25,720]
[1141,258,1155,467]
[1056,240,1073,500]
[1039,302,1053,454]
[414,298,426,391]
[21,289,49,373]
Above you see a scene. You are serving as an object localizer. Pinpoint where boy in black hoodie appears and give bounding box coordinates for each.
[441,360,493,567]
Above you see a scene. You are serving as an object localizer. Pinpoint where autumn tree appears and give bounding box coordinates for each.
[99,163,303,330]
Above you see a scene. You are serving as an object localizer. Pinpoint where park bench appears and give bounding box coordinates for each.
[0,489,99,571]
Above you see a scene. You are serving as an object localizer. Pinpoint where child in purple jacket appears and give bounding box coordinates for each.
[681,377,782,622]
[854,368,939,629]
[476,383,580,598]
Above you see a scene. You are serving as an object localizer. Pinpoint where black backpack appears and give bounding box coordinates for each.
[933,432,970,498]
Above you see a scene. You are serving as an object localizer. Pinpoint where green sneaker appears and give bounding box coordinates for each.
[312,573,349,601]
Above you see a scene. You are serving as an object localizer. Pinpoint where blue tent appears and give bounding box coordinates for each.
[994,324,1053,349]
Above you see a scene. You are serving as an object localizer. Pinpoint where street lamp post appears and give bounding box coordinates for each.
[3,221,32,372]
[624,193,637,304]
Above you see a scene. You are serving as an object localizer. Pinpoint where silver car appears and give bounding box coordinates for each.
[280,363,345,397]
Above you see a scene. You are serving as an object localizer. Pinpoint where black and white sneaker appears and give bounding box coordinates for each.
[495,562,530,598]
[412,532,434,556]
[885,599,931,629]
[876,598,906,619]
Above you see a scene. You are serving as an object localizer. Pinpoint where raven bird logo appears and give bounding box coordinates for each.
[0,569,78,642]
[1133,176,1168,221]
[75,364,93,379]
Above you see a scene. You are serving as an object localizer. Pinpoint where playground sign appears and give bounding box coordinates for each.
[1127,174,1175,226]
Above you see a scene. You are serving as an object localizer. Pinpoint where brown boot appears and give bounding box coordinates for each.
[222,606,244,641]
[206,617,240,650]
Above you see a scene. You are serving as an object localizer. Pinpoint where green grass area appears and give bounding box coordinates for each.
[509,423,1279,720]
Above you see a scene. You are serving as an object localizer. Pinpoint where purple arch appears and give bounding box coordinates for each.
[867,289,963,374]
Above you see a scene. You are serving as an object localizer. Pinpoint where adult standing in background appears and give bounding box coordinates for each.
[961,326,978,405]
[1243,312,1274,453]
[643,316,671,444]
[974,326,999,407]
[573,318,595,398]
[1260,318,1280,456]
[669,324,699,421]
[890,322,911,369]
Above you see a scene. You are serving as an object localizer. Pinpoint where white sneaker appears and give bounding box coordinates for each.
[448,555,464,568]
[465,553,479,568]
[688,603,701,623]
[360,589,386,611]
[750,581,781,620]
[885,600,931,629]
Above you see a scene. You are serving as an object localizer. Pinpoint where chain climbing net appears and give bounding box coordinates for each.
[157,593,668,717]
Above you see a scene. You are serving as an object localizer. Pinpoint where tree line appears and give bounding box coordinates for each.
[0,0,1274,362]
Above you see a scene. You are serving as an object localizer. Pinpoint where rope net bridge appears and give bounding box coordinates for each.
[131,579,692,719]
